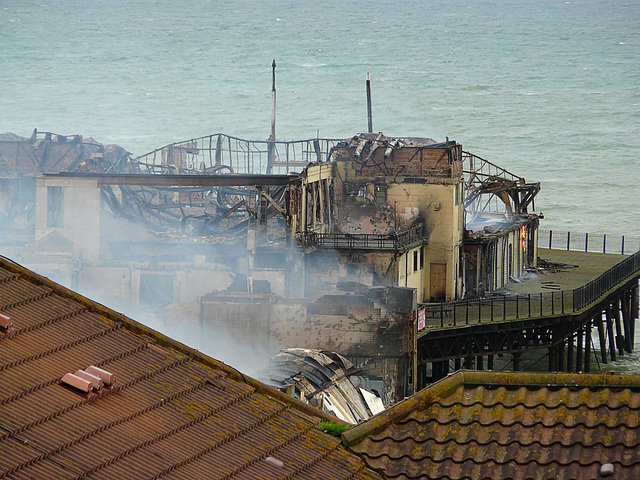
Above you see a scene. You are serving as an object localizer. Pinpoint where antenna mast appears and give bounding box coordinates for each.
[366,71,373,133]
[267,59,276,174]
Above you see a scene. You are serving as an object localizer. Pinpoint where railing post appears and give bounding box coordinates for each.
[622,235,625,254]
[503,296,506,320]
[561,290,565,314]
[440,302,444,328]
[490,297,494,321]
[549,230,553,249]
[540,293,543,317]
[603,234,607,253]
[466,299,469,325]
[567,231,571,251]
[585,232,589,252]
[453,302,456,326]
[516,296,519,318]
[528,293,531,317]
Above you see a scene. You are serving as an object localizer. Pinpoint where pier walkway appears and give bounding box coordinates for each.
[418,248,629,332]
[415,230,640,389]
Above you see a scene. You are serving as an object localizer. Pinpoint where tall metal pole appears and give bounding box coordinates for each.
[266,60,277,174]
[366,71,373,133]
[270,59,276,142]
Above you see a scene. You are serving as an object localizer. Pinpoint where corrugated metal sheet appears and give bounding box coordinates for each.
[344,370,640,480]
[0,258,381,480]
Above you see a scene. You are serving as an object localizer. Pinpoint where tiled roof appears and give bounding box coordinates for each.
[0,256,382,480]
[343,370,640,480]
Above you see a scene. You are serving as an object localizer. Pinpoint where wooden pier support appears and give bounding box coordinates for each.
[614,299,625,357]
[567,332,574,372]
[576,327,584,372]
[548,346,556,372]
[621,292,633,353]
[632,285,638,347]
[597,314,608,364]
[584,321,591,373]
[606,307,617,362]
[558,340,565,371]
[513,352,521,370]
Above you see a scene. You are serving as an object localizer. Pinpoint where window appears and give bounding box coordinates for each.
[47,186,64,227]
[413,250,419,272]
[139,274,174,306]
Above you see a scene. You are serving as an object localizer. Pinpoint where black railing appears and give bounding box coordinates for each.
[298,225,425,251]
[539,229,640,255]
[418,249,640,331]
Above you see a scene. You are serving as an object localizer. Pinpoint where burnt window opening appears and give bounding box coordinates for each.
[413,250,419,272]
[47,186,64,227]
[139,273,174,306]
[374,184,387,204]
[420,246,424,270]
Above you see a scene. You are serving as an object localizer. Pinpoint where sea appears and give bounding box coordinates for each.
[1,0,639,371]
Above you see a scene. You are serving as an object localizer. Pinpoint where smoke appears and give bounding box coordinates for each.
[0,131,394,378]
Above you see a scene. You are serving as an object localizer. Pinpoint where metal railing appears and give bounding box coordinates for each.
[418,249,640,331]
[131,134,342,175]
[298,225,425,251]
[538,229,640,255]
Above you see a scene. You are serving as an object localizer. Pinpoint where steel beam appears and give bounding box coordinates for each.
[44,173,295,187]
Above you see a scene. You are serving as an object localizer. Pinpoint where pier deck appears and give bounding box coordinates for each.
[415,247,639,389]
[505,248,626,293]
[418,248,631,333]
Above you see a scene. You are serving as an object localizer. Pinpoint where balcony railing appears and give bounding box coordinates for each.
[298,224,425,251]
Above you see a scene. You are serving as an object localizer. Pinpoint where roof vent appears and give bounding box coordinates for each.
[61,373,93,393]
[85,365,115,386]
[61,366,115,393]
[0,313,12,329]
[0,313,15,338]
[74,370,103,390]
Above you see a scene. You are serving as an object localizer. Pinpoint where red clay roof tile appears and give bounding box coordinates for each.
[344,370,640,480]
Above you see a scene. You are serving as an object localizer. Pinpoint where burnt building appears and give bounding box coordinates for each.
[3,129,541,403]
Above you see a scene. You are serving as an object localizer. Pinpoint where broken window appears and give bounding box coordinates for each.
[47,186,64,227]
[374,184,387,204]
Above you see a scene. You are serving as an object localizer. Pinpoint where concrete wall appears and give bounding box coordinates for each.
[36,177,101,263]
